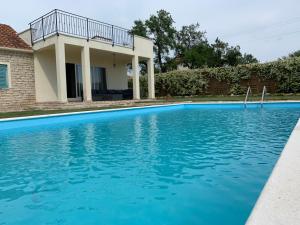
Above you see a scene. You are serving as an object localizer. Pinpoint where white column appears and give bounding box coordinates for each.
[55,38,67,102]
[132,55,140,100]
[147,58,155,99]
[81,45,92,102]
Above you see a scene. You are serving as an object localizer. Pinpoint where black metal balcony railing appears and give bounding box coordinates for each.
[29,9,134,49]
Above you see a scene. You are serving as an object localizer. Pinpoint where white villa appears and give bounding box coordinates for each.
[0,9,155,111]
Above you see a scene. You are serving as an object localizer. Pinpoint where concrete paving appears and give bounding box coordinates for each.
[246,119,300,225]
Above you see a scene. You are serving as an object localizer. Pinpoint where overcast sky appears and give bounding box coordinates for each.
[1,0,300,62]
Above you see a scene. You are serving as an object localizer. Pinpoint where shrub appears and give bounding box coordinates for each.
[129,57,300,97]
[153,57,300,96]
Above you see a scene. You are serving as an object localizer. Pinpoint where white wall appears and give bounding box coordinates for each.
[34,47,58,102]
[65,46,130,90]
[90,52,129,90]
[18,29,32,47]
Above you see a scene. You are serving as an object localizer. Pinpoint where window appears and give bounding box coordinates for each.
[0,63,9,89]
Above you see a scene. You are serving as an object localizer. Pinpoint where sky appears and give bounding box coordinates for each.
[1,0,300,62]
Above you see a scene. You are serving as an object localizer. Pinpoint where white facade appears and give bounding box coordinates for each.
[19,13,155,103]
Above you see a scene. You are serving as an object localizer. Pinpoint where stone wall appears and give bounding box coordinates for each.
[0,49,35,112]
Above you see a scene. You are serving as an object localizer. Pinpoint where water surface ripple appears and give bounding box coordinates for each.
[0,105,299,225]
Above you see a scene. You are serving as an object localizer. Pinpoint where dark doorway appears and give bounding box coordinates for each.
[66,63,83,101]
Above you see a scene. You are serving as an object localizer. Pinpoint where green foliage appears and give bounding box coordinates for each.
[224,45,242,66]
[164,56,178,71]
[130,10,259,73]
[240,53,259,64]
[281,50,300,60]
[148,57,300,96]
[131,20,148,38]
[155,70,208,96]
[176,23,206,56]
[145,10,177,72]
[176,29,259,69]
[289,50,300,58]
[131,10,177,73]
[182,43,214,69]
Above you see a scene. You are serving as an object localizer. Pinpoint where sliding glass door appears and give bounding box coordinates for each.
[91,67,107,94]
[66,63,83,100]
[66,64,106,100]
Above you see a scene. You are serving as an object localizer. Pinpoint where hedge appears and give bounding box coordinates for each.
[130,57,300,97]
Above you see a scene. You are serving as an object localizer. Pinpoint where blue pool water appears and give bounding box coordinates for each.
[0,103,300,225]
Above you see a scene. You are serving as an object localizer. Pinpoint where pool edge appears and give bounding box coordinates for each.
[246,119,300,225]
[1,100,300,122]
[0,103,184,122]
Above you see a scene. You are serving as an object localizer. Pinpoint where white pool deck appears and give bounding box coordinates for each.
[246,118,300,225]
[0,101,300,224]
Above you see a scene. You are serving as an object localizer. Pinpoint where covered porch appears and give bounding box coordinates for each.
[33,37,155,103]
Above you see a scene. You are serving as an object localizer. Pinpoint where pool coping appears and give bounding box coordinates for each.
[0,103,184,122]
[246,119,300,225]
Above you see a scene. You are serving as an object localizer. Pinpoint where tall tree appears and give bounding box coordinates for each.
[131,10,258,72]
[211,38,228,67]
[130,20,149,75]
[224,46,242,66]
[182,42,214,69]
[176,23,206,56]
[145,10,177,72]
[131,20,148,38]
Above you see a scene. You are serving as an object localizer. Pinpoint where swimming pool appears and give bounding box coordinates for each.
[0,103,299,225]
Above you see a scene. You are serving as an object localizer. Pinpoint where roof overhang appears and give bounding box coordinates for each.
[0,46,33,53]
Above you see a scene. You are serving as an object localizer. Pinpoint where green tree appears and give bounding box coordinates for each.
[240,53,258,64]
[211,38,228,67]
[182,42,214,69]
[176,23,206,56]
[289,50,300,58]
[131,20,148,38]
[176,23,213,69]
[130,20,149,74]
[164,56,178,71]
[224,45,242,66]
[145,10,177,72]
[131,10,258,72]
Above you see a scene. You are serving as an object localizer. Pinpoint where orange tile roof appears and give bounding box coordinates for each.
[0,24,31,50]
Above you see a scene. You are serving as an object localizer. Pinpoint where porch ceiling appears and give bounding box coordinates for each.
[90,48,132,64]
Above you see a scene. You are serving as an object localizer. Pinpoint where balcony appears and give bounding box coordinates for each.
[29,9,134,49]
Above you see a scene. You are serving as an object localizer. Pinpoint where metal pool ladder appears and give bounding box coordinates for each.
[261,86,267,108]
[244,86,252,108]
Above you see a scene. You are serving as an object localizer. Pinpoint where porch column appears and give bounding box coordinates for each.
[147,58,155,99]
[132,55,140,100]
[81,45,92,102]
[55,38,67,102]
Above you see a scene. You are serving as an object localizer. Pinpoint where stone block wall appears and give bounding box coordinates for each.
[0,49,35,112]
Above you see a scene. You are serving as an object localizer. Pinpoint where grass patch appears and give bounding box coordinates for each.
[154,94,300,102]
[0,105,135,119]
[1,94,300,119]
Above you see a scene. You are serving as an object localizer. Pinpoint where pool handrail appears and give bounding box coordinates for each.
[244,86,252,108]
[261,86,267,108]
